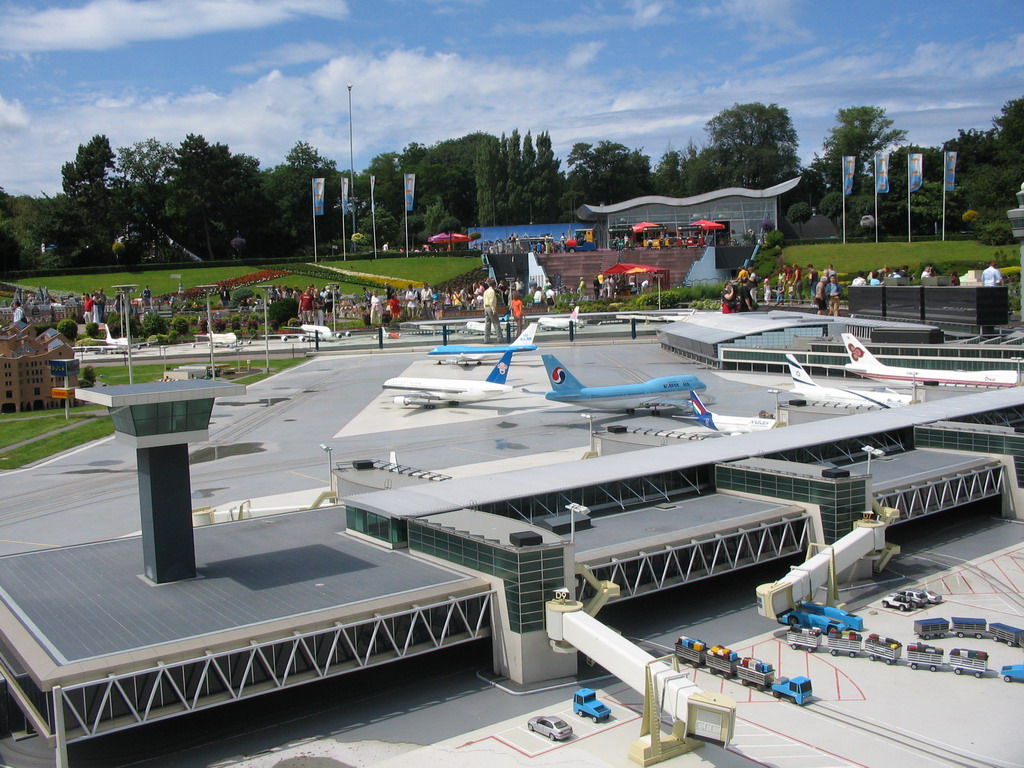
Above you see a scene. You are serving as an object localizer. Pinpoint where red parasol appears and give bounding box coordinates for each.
[630,221,659,233]
[692,219,725,230]
[427,232,473,243]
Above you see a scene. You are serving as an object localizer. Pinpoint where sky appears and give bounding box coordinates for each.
[1,0,1022,198]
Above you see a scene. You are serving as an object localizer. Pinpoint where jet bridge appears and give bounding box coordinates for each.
[546,592,735,766]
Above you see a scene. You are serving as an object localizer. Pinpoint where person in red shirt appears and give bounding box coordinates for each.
[387,293,402,323]
[510,291,525,337]
[298,285,316,323]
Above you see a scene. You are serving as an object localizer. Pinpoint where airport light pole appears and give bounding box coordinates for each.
[1007,182,1024,280]
[581,412,595,454]
[861,445,885,477]
[1012,356,1023,386]
[198,285,218,379]
[320,443,334,493]
[111,284,138,384]
[257,286,272,375]
[767,388,781,418]
[347,83,356,238]
[564,502,590,544]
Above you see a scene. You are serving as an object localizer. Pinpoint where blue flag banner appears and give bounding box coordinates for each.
[908,153,923,193]
[874,153,889,194]
[404,173,416,212]
[842,156,855,196]
[341,177,349,215]
[312,178,325,216]
[943,151,957,192]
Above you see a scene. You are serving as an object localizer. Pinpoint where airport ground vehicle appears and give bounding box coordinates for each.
[949,648,989,678]
[787,627,822,651]
[864,634,902,664]
[771,676,813,705]
[952,617,988,639]
[902,588,942,605]
[735,657,776,689]
[1000,663,1024,682]
[826,628,862,657]
[705,646,740,676]
[527,715,573,741]
[989,622,1024,646]
[779,601,864,632]
[564,228,596,252]
[882,591,923,611]
[906,643,944,671]
[674,636,707,666]
[914,617,949,640]
[572,688,611,722]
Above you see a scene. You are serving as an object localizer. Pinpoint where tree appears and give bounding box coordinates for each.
[114,138,176,262]
[812,106,907,197]
[787,201,812,237]
[653,148,685,197]
[58,134,118,266]
[564,141,652,208]
[702,103,801,189]
[261,141,340,253]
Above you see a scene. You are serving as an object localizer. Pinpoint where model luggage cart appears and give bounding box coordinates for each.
[949,648,989,678]
[913,617,949,640]
[826,627,863,657]
[786,627,822,651]
[906,643,944,671]
[864,634,902,665]
[988,622,1024,647]
[674,636,707,667]
[736,657,775,690]
[951,617,987,639]
[705,646,739,677]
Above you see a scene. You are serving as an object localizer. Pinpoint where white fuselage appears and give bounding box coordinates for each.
[790,382,911,408]
[382,376,512,406]
[846,364,1017,388]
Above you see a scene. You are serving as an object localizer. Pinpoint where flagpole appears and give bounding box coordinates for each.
[941,147,947,242]
[341,197,347,260]
[311,179,318,263]
[907,153,912,244]
[370,176,378,257]
[404,205,409,257]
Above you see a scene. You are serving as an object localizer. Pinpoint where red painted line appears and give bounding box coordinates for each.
[736,716,870,768]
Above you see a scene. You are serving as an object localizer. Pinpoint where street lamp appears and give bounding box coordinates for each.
[197,285,218,379]
[347,83,356,237]
[320,443,334,493]
[1006,181,1024,279]
[1012,356,1023,386]
[861,445,885,476]
[767,388,781,418]
[581,413,596,455]
[256,285,272,375]
[564,502,590,544]
[111,284,138,384]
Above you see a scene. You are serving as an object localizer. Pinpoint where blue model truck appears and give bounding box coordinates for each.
[771,676,813,705]
[777,601,864,633]
[572,688,611,722]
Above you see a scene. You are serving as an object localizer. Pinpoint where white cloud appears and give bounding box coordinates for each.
[0,0,349,53]
[567,41,605,69]
[0,95,30,134]
[230,41,340,74]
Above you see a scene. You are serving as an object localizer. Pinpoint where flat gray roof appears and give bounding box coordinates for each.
[425,510,563,546]
[0,507,474,670]
[75,379,246,406]
[341,387,1024,519]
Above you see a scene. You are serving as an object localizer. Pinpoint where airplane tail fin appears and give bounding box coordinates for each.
[542,354,586,393]
[512,323,537,347]
[569,306,580,321]
[786,354,818,388]
[486,350,515,385]
[690,390,716,430]
[102,324,114,342]
[841,333,881,368]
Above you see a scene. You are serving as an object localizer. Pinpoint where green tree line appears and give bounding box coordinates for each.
[1,97,1020,274]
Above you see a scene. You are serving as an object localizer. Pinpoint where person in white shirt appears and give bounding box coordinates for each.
[12,302,25,323]
[982,261,1004,286]
[851,272,867,287]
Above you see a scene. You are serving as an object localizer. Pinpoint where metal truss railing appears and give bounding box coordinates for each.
[52,591,493,743]
[876,463,1003,522]
[578,513,809,602]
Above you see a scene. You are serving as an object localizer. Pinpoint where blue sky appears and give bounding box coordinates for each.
[1,0,1022,197]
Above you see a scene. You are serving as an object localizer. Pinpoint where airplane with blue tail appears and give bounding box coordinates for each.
[383,350,515,407]
[689,390,776,433]
[541,353,705,411]
[428,323,538,366]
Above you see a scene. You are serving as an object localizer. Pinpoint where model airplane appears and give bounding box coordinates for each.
[98,324,147,349]
[786,354,911,408]
[428,323,538,366]
[689,390,776,433]
[538,306,583,331]
[383,349,515,407]
[194,331,239,347]
[841,333,1017,388]
[541,353,705,411]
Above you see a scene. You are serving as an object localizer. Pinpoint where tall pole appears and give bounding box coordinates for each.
[347,84,356,238]
[312,181,318,263]
[199,285,217,379]
[258,286,271,375]
[112,284,138,384]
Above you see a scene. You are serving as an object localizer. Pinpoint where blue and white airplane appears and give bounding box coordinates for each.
[786,354,911,408]
[689,390,776,433]
[383,350,515,407]
[428,323,538,366]
[541,354,705,411]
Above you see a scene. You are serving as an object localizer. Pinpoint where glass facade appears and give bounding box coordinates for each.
[915,424,1024,488]
[715,463,867,542]
[346,506,407,546]
[408,520,564,633]
[110,399,214,437]
[594,195,779,245]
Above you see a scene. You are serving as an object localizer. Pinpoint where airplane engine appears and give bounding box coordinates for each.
[393,396,433,408]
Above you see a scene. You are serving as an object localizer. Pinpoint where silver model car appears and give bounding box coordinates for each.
[527,715,573,741]
[901,588,942,605]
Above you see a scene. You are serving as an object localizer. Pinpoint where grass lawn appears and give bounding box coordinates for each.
[784,241,1012,276]
[10,257,481,300]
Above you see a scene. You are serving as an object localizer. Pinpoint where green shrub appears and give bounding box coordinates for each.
[690,298,721,310]
[142,312,168,337]
[80,365,96,387]
[171,315,191,336]
[763,230,786,249]
[232,287,254,307]
[57,318,79,341]
[977,221,1015,246]
[267,298,298,329]
[85,321,99,338]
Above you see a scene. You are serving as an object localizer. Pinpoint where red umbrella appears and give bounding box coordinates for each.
[692,219,725,230]
[630,221,658,233]
[427,232,472,244]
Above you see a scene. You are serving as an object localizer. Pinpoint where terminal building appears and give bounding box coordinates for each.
[1,374,1023,761]
[0,321,77,413]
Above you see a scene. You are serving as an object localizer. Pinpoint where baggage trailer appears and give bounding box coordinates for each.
[906,643,944,671]
[913,617,949,640]
[949,648,989,678]
[705,646,739,677]
[988,622,1024,647]
[864,634,902,665]
[786,627,821,652]
[674,636,707,667]
[951,617,987,639]
[826,628,862,657]
[735,658,775,690]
